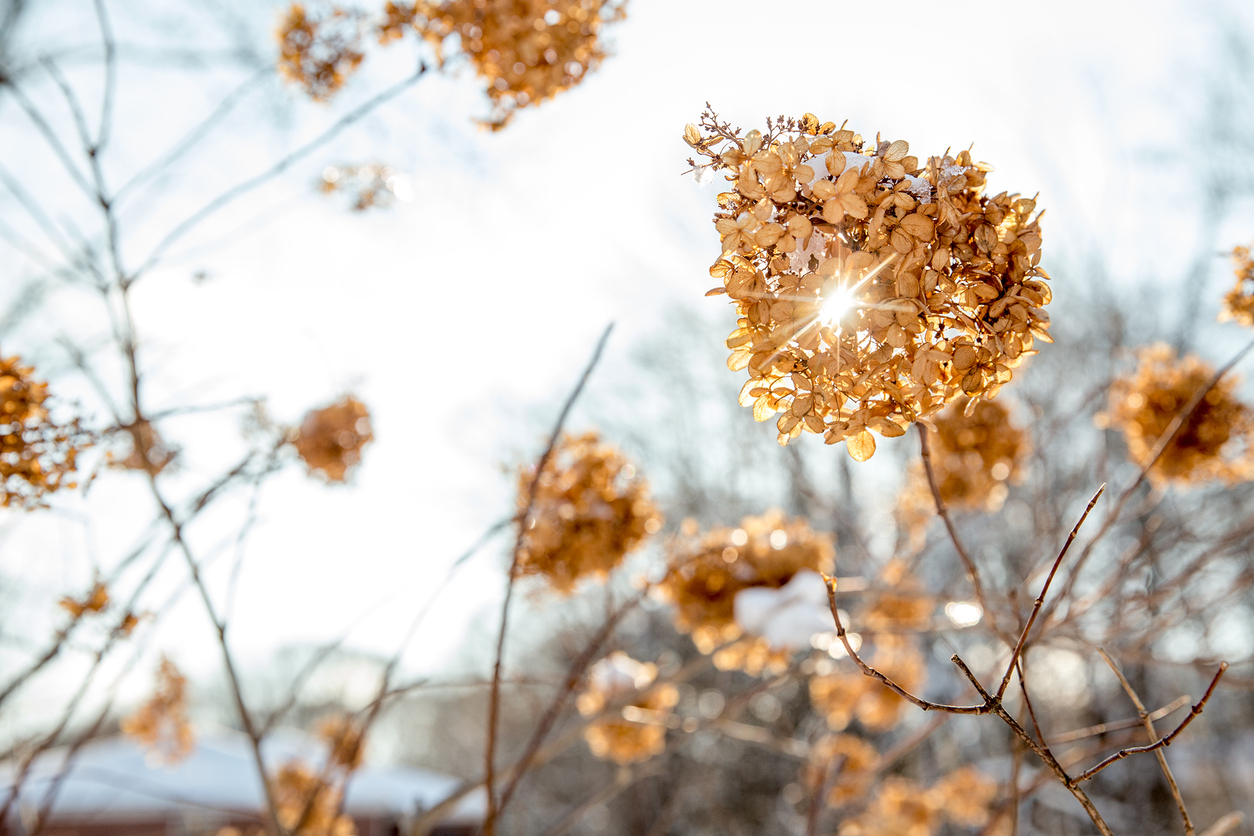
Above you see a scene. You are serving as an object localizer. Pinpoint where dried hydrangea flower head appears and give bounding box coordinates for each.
[381,0,626,129]
[317,713,364,772]
[927,765,999,828]
[318,163,414,210]
[277,3,365,101]
[1097,344,1254,487]
[686,109,1051,460]
[109,419,178,476]
[838,776,942,836]
[1221,242,1254,327]
[811,637,926,732]
[896,397,1030,545]
[516,431,660,593]
[0,355,90,508]
[659,510,834,673]
[59,580,109,619]
[121,657,195,765]
[805,733,881,807]
[576,652,678,764]
[292,396,374,482]
[271,762,356,836]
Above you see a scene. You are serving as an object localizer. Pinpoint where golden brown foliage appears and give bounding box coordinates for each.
[1099,344,1254,486]
[292,396,374,482]
[277,3,365,101]
[383,0,627,128]
[316,713,365,771]
[1221,242,1254,327]
[688,110,1051,458]
[121,657,195,765]
[271,762,357,836]
[660,510,833,672]
[0,355,89,508]
[811,638,927,732]
[576,652,678,764]
[516,431,660,593]
[109,419,178,476]
[58,580,109,619]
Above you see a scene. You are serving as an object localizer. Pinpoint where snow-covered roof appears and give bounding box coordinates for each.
[0,729,485,824]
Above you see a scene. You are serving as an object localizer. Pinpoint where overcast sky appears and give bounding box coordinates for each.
[3,0,1253,729]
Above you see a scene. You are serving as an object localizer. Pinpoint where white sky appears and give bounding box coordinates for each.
[2,0,1253,725]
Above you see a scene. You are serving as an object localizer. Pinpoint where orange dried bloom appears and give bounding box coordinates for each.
[864,776,943,836]
[59,580,109,619]
[516,432,660,593]
[121,657,195,765]
[1221,242,1254,327]
[928,765,998,827]
[292,396,373,482]
[576,652,678,764]
[109,419,178,476]
[810,638,926,732]
[395,0,627,129]
[271,762,356,836]
[1099,344,1254,486]
[316,713,364,772]
[806,733,881,807]
[277,3,365,101]
[688,110,1051,459]
[0,355,90,508]
[659,511,833,672]
[318,163,412,211]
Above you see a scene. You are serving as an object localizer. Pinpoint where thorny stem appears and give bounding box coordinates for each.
[483,324,614,836]
[1097,648,1194,835]
[997,484,1105,700]
[917,424,993,630]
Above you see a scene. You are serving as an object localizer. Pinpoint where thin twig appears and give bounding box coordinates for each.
[1075,662,1227,783]
[997,484,1105,700]
[483,324,614,836]
[918,424,991,626]
[1097,648,1194,834]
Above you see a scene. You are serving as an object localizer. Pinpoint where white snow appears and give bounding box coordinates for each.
[733,570,836,651]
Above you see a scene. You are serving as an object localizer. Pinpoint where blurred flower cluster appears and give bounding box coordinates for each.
[121,658,195,765]
[277,4,365,101]
[577,652,678,764]
[380,0,627,128]
[1099,344,1254,487]
[659,510,834,674]
[516,432,660,593]
[292,396,374,483]
[687,109,1051,459]
[1221,241,1254,327]
[0,355,90,508]
[318,163,414,211]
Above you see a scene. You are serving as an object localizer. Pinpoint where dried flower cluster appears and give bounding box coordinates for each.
[660,510,834,673]
[516,432,660,593]
[1,355,89,508]
[277,3,365,101]
[292,396,374,482]
[576,652,678,764]
[121,657,195,765]
[58,580,109,619]
[317,713,365,771]
[1098,344,1254,486]
[270,762,357,836]
[1221,241,1254,328]
[810,637,925,732]
[835,767,997,836]
[379,0,627,128]
[318,163,414,210]
[109,419,178,476]
[896,398,1030,547]
[687,109,1051,459]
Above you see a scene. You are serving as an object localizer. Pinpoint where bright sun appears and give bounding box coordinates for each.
[819,286,856,327]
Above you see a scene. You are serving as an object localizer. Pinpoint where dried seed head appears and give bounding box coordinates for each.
[292,396,373,483]
[517,432,660,592]
[121,657,195,765]
[1100,344,1254,487]
[689,110,1051,459]
[0,355,91,508]
[276,3,365,101]
[1221,242,1254,328]
[576,652,678,764]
